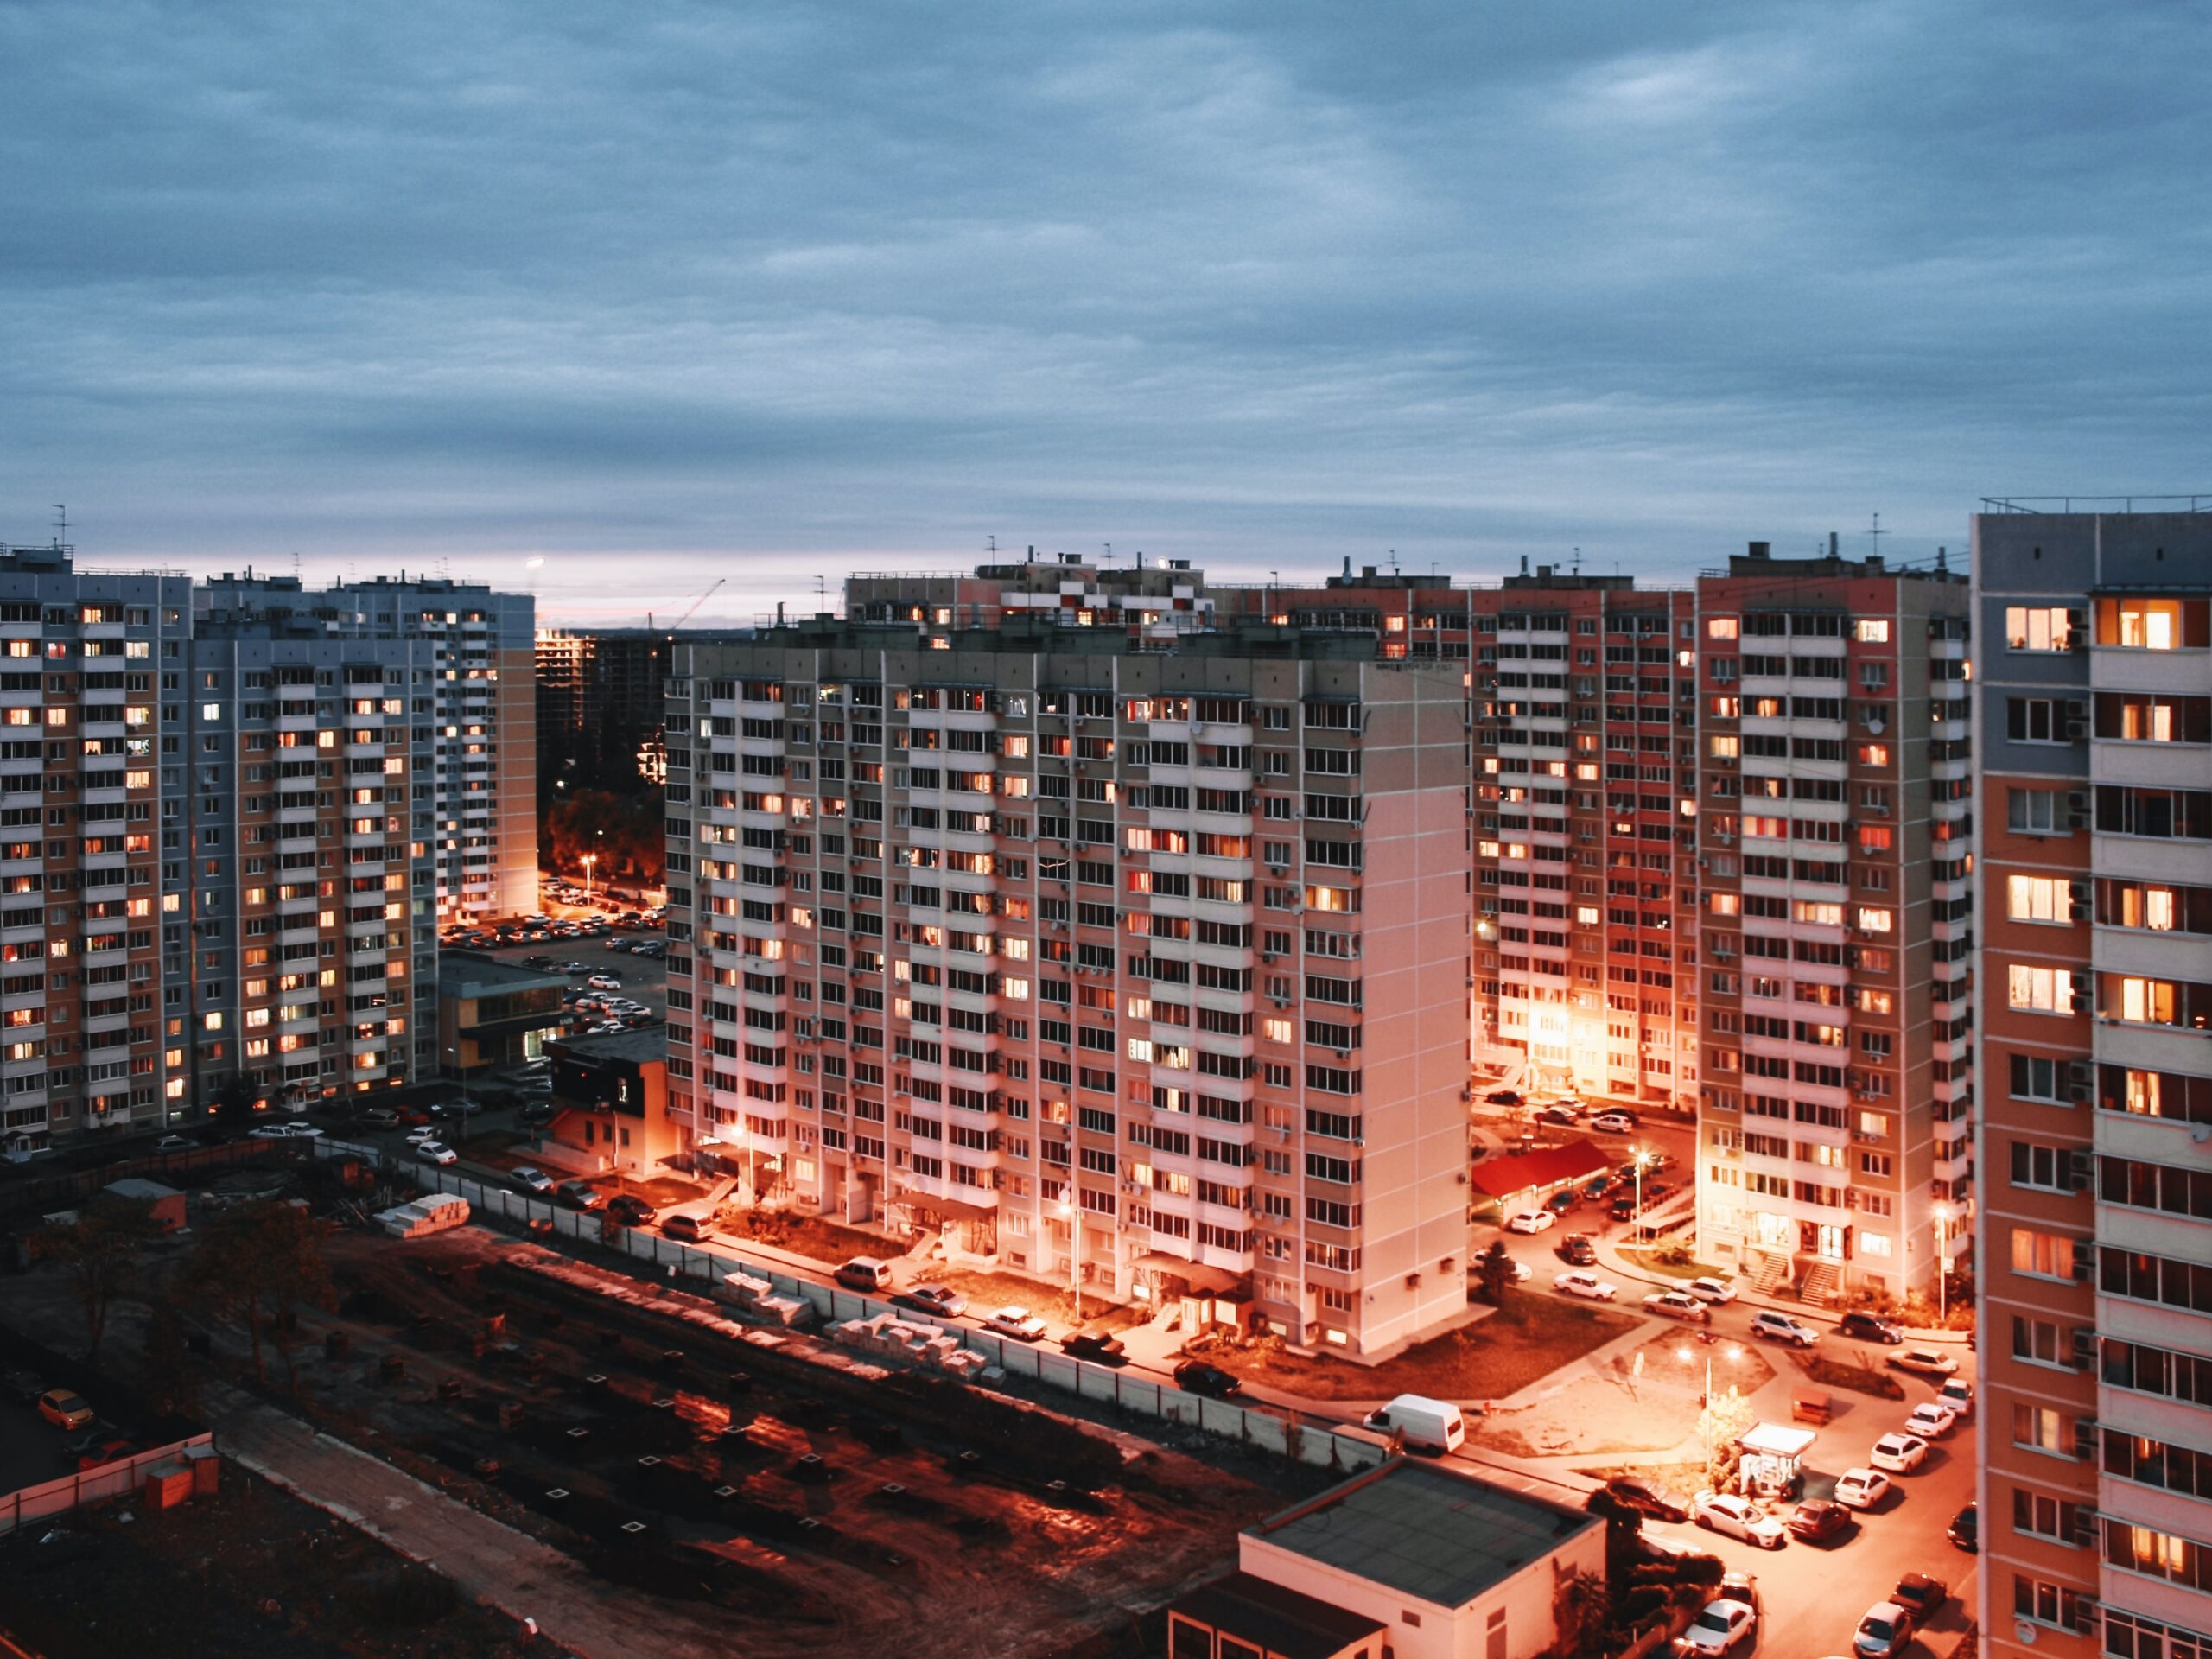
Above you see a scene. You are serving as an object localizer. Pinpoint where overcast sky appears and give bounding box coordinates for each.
[4,2,2205,626]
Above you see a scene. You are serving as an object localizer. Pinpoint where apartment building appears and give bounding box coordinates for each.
[1976,506,2212,1659]
[1692,542,1973,1302]
[843,552,1215,641]
[664,617,1475,1357]
[199,574,537,922]
[0,545,194,1148]
[1212,563,1703,1117]
[536,626,685,793]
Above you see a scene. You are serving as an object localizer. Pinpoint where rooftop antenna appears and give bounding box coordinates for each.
[814,574,828,612]
[1103,542,1112,567]
[1388,549,1399,575]
[986,534,997,555]
[1572,546,1582,578]
[1866,512,1888,562]
[51,505,67,548]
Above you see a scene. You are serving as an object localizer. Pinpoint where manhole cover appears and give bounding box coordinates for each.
[567,1427,590,1440]
[545,1488,569,1501]
[713,1484,738,1498]
[880,1483,905,1496]
[637,1456,661,1468]
[620,1521,648,1535]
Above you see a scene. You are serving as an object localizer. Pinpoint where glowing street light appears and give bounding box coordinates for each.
[1633,1147,1655,1244]
[582,852,598,907]
[1058,1195,1084,1321]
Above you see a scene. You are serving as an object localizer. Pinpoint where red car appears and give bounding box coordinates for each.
[74,1437,138,1470]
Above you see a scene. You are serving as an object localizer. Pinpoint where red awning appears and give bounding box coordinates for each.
[1468,1139,1611,1201]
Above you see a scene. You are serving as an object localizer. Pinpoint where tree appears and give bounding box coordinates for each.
[32,1197,162,1365]
[139,1298,201,1419]
[1476,1240,1517,1306]
[213,1072,257,1132]
[180,1201,335,1391]
[1699,1383,1760,1494]
[1553,1566,1612,1659]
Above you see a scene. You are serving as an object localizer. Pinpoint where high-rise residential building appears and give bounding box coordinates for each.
[0,544,194,1149]
[0,546,537,1151]
[1976,506,2212,1659]
[198,573,537,922]
[664,615,1475,1357]
[535,626,688,795]
[1217,562,1704,1116]
[1691,542,1973,1302]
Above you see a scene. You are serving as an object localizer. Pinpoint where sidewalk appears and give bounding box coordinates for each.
[207,1382,737,1659]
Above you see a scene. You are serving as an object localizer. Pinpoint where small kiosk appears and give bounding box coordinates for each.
[1736,1422,1818,1500]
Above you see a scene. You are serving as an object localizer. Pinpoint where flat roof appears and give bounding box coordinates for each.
[553,1026,667,1066]
[437,951,569,996]
[102,1178,182,1202]
[1173,1572,1386,1659]
[1247,1457,1600,1610]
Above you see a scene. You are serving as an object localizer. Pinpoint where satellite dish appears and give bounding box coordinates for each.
[2016,1621,2040,1645]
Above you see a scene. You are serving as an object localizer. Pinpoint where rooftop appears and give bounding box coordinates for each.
[553,1025,668,1067]
[1173,1571,1387,1659]
[436,952,569,996]
[1247,1458,1600,1610]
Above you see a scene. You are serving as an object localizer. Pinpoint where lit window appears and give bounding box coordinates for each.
[2005,606,2073,652]
[2005,875,2069,923]
[1707,618,1739,639]
[1854,620,1890,643]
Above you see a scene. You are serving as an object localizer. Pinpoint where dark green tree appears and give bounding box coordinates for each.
[1476,1240,1518,1306]
[32,1197,163,1364]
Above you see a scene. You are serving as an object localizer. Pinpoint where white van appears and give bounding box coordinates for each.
[1363,1394,1467,1455]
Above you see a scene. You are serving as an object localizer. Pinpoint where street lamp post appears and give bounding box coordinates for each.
[1681,1343,1746,1483]
[1933,1201,1955,1322]
[1061,1197,1084,1321]
[582,851,597,908]
[1633,1147,1653,1245]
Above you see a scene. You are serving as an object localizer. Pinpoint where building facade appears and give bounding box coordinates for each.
[199,573,537,924]
[1692,543,1974,1301]
[1214,563,1704,1118]
[0,546,537,1147]
[664,616,1475,1357]
[1976,507,2212,1659]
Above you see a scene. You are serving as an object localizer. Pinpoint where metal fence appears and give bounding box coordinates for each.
[318,1141,1384,1476]
[0,1433,217,1537]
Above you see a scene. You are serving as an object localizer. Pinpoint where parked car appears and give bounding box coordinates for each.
[1554,1270,1618,1301]
[1642,1290,1712,1324]
[605,1194,657,1226]
[1590,1110,1640,1133]
[1556,1234,1598,1265]
[1887,1347,1959,1377]
[1788,1497,1853,1542]
[983,1306,1047,1343]
[1833,1468,1892,1510]
[1604,1476,1689,1524]
[1173,1360,1242,1398]
[1853,1602,1915,1659]
[1869,1433,1929,1474]
[1890,1573,1948,1622]
[1535,1107,1580,1128]
[1687,1275,1738,1305]
[835,1257,899,1294]
[3,1370,45,1407]
[359,1108,400,1130]
[1362,1395,1468,1456]
[1504,1208,1557,1234]
[415,1140,457,1166]
[37,1389,94,1430]
[404,1126,439,1145]
[1839,1311,1905,1344]
[1937,1377,1975,1420]
[1484,1089,1524,1106]
[1692,1491,1787,1549]
[152,1135,195,1153]
[893,1285,970,1319]
[1059,1329,1128,1363]
[1947,1501,1978,1552]
[1544,1187,1580,1215]
[1750,1310,1821,1348]
[587,974,623,991]
[1581,1175,1612,1202]
[73,1436,138,1471]
[556,1181,607,1211]
[1549,1096,1587,1114]
[657,1213,705,1243]
[510,1166,556,1194]
[1904,1402,1960,1440]
[1681,1598,1758,1657]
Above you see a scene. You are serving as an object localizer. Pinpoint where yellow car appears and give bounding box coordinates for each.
[37,1389,93,1430]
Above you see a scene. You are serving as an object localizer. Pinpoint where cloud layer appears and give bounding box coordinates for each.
[4,1,2207,623]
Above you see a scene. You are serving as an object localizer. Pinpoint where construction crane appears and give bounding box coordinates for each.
[649,576,725,632]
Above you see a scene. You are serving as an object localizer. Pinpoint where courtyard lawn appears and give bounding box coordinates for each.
[925,1268,1138,1332]
[1796,1354,1907,1400]
[714,1205,897,1267]
[1192,1290,1637,1403]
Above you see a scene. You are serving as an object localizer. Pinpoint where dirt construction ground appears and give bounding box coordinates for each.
[185,1224,1311,1657]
